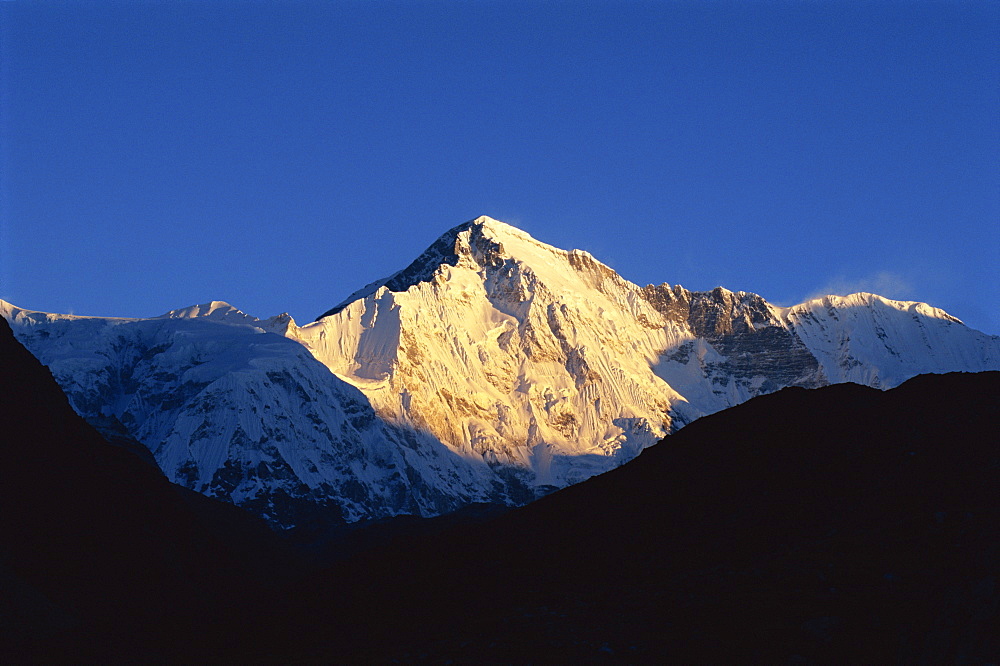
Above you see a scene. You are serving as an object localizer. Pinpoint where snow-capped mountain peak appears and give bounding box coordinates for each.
[4,216,999,530]
[292,217,1000,492]
[294,218,694,488]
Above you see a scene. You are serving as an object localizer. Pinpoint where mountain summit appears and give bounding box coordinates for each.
[317,216,601,319]
[4,216,999,527]
[293,216,688,486]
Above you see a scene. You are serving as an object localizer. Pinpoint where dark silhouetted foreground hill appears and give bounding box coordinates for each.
[271,371,999,663]
[0,317,296,660]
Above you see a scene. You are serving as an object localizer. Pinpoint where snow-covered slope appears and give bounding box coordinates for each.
[782,292,998,387]
[4,216,999,528]
[297,218,691,485]
[0,300,517,528]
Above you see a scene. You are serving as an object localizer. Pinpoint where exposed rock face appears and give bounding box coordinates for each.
[642,285,826,427]
[4,216,999,528]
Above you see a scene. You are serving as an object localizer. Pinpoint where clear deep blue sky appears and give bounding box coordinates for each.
[2,1,998,333]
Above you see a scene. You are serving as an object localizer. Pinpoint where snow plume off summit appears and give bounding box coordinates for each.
[3,216,999,528]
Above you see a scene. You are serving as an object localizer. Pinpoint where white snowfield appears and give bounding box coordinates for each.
[4,216,999,527]
[0,300,509,526]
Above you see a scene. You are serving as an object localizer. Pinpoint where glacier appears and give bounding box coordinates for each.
[4,215,999,528]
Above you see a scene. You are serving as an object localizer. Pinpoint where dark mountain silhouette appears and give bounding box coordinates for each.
[264,371,999,663]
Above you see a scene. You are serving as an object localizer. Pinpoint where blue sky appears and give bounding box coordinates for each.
[2,1,998,334]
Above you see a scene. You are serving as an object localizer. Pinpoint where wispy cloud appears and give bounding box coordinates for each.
[805,271,915,302]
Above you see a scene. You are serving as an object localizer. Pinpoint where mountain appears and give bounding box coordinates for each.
[269,371,1000,663]
[3,216,999,527]
[289,215,999,474]
[0,300,519,529]
[7,287,996,661]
